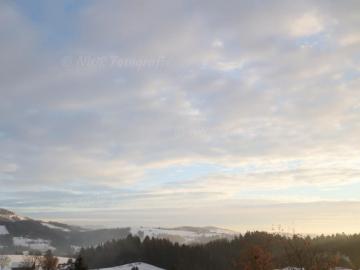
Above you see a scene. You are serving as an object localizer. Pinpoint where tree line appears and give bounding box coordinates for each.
[79,232,360,270]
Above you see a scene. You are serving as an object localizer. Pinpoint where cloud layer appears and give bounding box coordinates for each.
[1,0,360,233]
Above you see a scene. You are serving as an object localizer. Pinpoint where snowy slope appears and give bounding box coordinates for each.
[95,262,165,270]
[0,225,9,235]
[0,208,130,254]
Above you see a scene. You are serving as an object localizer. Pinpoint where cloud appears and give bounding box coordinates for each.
[11,201,360,234]
[339,33,360,46]
[1,0,360,231]
[289,12,324,37]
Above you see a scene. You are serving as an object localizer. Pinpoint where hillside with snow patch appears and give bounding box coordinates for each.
[0,209,238,254]
[0,225,9,235]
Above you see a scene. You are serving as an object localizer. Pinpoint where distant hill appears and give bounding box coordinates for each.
[0,209,237,255]
[129,226,237,245]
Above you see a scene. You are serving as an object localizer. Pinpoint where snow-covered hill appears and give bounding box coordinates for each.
[0,209,130,255]
[94,262,165,270]
[0,208,238,254]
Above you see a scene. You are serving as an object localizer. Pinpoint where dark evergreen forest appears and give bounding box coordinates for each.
[79,232,360,270]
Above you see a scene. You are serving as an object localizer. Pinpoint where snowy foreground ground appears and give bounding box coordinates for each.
[94,262,165,270]
[2,256,352,270]
[1,256,164,270]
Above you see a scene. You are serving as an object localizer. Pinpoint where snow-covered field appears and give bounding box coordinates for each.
[0,255,70,270]
[0,225,9,235]
[13,237,56,251]
[94,262,165,270]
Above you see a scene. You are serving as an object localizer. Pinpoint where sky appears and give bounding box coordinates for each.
[1,0,360,234]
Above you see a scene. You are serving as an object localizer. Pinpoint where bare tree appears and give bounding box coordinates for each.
[21,254,43,270]
[283,235,339,270]
[41,250,59,270]
[0,256,11,270]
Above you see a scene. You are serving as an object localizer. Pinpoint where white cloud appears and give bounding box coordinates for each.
[289,12,324,37]
[339,33,360,46]
[212,39,224,48]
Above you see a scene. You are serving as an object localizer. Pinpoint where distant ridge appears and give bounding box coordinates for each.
[0,209,237,255]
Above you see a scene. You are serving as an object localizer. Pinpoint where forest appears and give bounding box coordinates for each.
[79,231,360,270]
